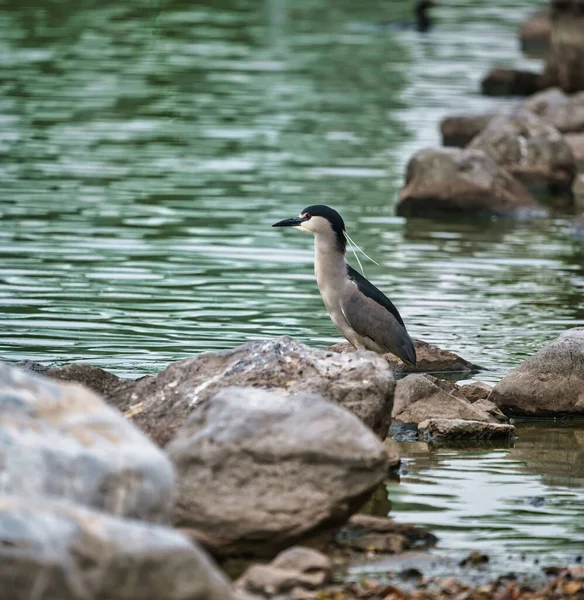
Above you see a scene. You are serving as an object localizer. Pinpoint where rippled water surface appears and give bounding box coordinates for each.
[1,0,583,565]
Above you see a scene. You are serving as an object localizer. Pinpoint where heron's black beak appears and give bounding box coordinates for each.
[272,216,308,228]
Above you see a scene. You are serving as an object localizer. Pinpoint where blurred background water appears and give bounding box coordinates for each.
[0,0,582,569]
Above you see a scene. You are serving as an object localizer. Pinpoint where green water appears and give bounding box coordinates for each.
[0,0,582,567]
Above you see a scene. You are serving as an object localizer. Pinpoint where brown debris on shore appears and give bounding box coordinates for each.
[312,566,584,599]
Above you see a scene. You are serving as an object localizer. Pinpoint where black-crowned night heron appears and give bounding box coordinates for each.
[273,204,417,366]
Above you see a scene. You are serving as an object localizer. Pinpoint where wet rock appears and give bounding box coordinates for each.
[489,327,584,416]
[459,551,490,567]
[334,514,437,554]
[111,336,395,444]
[472,398,508,423]
[440,113,496,147]
[235,547,331,597]
[566,132,584,161]
[458,381,493,403]
[469,109,577,194]
[542,0,584,93]
[418,418,516,441]
[0,362,174,522]
[46,361,131,398]
[481,68,543,97]
[328,339,483,373]
[0,495,237,600]
[384,438,401,469]
[519,8,550,55]
[166,387,389,557]
[396,147,538,218]
[521,87,584,133]
[392,374,501,425]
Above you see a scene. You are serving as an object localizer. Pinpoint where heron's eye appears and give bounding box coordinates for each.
[304,213,311,220]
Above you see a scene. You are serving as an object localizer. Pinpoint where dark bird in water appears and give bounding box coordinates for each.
[412,0,438,32]
[384,0,438,32]
[273,205,417,366]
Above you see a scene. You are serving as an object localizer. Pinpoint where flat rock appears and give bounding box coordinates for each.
[110,336,395,444]
[166,387,389,558]
[521,87,584,133]
[481,68,543,97]
[18,360,132,399]
[328,339,483,373]
[469,109,577,194]
[392,374,499,425]
[334,514,437,554]
[440,113,497,147]
[0,362,174,523]
[458,381,493,403]
[396,147,538,218]
[0,495,236,600]
[235,547,331,597]
[489,328,584,416]
[419,418,516,441]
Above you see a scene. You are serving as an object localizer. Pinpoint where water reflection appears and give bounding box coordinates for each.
[389,420,584,561]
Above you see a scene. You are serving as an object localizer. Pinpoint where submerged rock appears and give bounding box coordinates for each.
[440,113,497,147]
[235,547,331,598]
[481,68,543,97]
[392,374,504,426]
[418,418,516,441]
[396,147,538,218]
[489,328,584,416]
[0,495,237,600]
[469,109,577,195]
[167,387,389,557]
[328,339,483,373]
[113,337,393,444]
[0,362,174,523]
[334,514,437,554]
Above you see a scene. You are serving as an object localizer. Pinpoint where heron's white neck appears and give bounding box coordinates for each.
[313,233,347,299]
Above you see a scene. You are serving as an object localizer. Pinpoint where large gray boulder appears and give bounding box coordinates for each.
[166,387,389,557]
[0,495,237,600]
[396,147,538,218]
[489,328,584,416]
[469,109,576,194]
[107,336,395,444]
[0,362,174,523]
[392,374,502,425]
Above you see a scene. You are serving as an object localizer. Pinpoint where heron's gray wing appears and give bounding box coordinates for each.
[341,268,416,365]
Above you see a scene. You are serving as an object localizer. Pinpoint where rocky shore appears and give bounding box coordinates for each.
[2,5,584,598]
[398,0,584,223]
[2,320,584,598]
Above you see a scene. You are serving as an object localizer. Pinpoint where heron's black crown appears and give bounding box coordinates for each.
[302,205,346,254]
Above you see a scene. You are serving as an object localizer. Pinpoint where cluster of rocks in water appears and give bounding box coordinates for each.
[3,323,584,598]
[397,0,584,222]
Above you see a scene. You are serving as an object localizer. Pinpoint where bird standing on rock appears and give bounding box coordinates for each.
[273,205,417,366]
